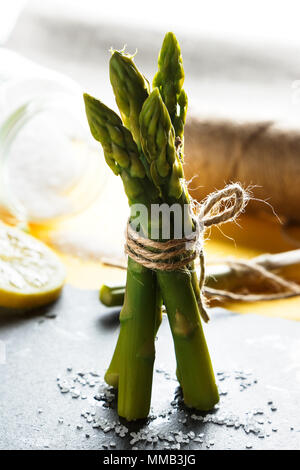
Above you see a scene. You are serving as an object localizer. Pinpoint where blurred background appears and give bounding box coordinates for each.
[3,0,300,123]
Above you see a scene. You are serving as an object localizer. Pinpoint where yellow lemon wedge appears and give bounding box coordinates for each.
[0,223,65,310]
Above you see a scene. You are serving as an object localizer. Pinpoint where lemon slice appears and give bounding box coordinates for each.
[0,223,65,310]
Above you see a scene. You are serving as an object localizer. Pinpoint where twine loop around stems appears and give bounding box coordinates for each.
[125,183,247,271]
[125,183,248,321]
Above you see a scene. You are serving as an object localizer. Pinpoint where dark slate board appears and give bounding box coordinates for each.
[0,285,299,450]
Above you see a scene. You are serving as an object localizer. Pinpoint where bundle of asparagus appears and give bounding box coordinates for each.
[84,33,232,420]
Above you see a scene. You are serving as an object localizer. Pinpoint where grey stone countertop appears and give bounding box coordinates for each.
[0,284,299,450]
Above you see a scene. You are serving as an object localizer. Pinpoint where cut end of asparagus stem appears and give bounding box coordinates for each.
[100,285,125,308]
[104,371,119,389]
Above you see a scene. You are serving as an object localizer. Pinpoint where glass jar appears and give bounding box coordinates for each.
[0,48,108,226]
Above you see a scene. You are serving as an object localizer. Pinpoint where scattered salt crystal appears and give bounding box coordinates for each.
[71,389,80,399]
[55,366,281,450]
[90,371,100,377]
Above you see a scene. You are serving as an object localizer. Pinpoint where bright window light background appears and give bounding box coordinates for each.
[18,0,300,47]
[0,0,26,43]
[2,0,300,124]
[1,0,300,124]
[99,0,300,46]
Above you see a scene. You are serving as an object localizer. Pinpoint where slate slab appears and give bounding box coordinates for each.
[0,285,299,450]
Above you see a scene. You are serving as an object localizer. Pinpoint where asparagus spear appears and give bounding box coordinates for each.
[139,88,219,409]
[153,33,201,304]
[153,32,187,141]
[110,50,149,147]
[84,94,161,420]
[100,284,125,307]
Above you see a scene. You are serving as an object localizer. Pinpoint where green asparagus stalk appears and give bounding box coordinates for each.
[152,34,200,301]
[84,94,161,420]
[153,32,187,141]
[110,50,149,147]
[100,285,125,307]
[109,50,155,182]
[117,257,158,419]
[139,88,219,410]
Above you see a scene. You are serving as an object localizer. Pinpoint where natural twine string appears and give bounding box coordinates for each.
[123,183,300,321]
[204,259,300,302]
[125,183,246,269]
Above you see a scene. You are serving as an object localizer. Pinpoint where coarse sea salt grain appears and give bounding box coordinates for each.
[55,367,280,450]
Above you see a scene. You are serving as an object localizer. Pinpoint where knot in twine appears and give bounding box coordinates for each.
[125,183,247,322]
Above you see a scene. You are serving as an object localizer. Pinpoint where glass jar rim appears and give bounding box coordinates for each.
[0,90,105,224]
